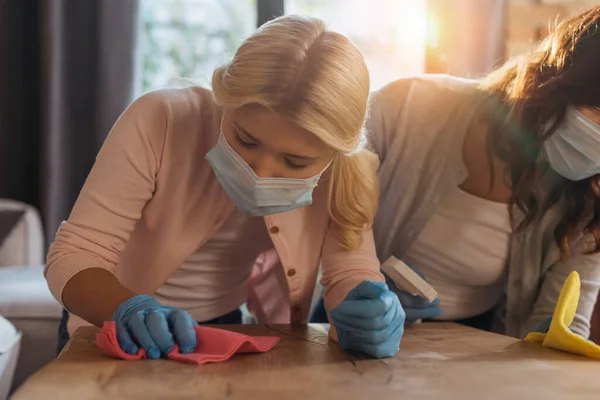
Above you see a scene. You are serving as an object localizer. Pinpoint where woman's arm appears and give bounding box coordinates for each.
[320,224,385,340]
[45,91,171,326]
[62,269,136,326]
[526,236,600,338]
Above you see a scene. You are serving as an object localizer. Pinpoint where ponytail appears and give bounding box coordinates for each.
[327,150,380,250]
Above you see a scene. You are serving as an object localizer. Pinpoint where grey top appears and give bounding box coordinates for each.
[367,75,600,338]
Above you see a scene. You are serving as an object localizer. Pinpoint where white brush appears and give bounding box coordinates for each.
[381,256,438,303]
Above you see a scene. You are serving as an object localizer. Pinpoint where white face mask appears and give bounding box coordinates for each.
[543,107,600,181]
[205,132,326,216]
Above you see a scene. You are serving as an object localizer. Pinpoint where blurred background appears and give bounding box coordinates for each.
[0,1,599,393]
[1,0,597,242]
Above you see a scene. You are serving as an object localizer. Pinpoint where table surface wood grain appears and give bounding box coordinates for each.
[10,323,600,400]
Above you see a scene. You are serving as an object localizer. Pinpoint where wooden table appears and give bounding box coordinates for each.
[11,323,600,399]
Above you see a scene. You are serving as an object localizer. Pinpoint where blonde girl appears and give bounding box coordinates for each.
[47,15,404,359]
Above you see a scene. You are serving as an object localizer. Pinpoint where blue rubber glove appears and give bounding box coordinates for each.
[384,264,443,324]
[330,280,405,359]
[112,295,198,359]
[535,316,552,333]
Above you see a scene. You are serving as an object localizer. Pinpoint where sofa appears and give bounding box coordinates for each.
[0,316,20,400]
[0,199,62,393]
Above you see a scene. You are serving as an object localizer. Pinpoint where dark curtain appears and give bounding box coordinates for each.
[426,0,506,77]
[0,0,139,246]
[257,0,283,26]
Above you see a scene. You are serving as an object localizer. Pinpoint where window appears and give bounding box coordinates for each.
[286,0,428,90]
[136,0,256,94]
[137,0,427,94]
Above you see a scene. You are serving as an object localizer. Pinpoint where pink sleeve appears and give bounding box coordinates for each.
[320,224,385,341]
[44,91,170,304]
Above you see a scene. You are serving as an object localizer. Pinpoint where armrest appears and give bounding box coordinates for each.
[0,199,44,267]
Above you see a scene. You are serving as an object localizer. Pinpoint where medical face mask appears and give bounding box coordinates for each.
[543,107,600,181]
[205,132,325,216]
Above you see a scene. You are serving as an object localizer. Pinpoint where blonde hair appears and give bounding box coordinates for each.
[212,14,378,250]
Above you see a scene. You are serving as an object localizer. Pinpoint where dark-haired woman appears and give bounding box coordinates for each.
[357,6,600,339]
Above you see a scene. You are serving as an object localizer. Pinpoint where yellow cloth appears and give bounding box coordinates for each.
[524,271,600,359]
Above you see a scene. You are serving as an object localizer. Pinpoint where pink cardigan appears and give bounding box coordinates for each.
[45,87,384,332]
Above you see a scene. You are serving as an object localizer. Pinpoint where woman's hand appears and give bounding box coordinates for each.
[385,264,443,324]
[330,280,405,358]
[113,295,198,359]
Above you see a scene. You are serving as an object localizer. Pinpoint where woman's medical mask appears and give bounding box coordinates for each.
[543,107,600,181]
[206,132,326,216]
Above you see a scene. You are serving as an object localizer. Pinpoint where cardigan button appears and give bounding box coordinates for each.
[269,226,280,234]
[287,268,297,277]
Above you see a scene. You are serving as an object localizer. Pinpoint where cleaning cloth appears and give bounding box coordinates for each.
[524,271,600,359]
[96,321,280,364]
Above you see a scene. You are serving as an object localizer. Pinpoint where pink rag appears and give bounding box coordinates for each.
[96,321,280,364]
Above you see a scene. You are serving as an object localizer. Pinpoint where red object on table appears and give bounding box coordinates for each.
[96,321,280,364]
